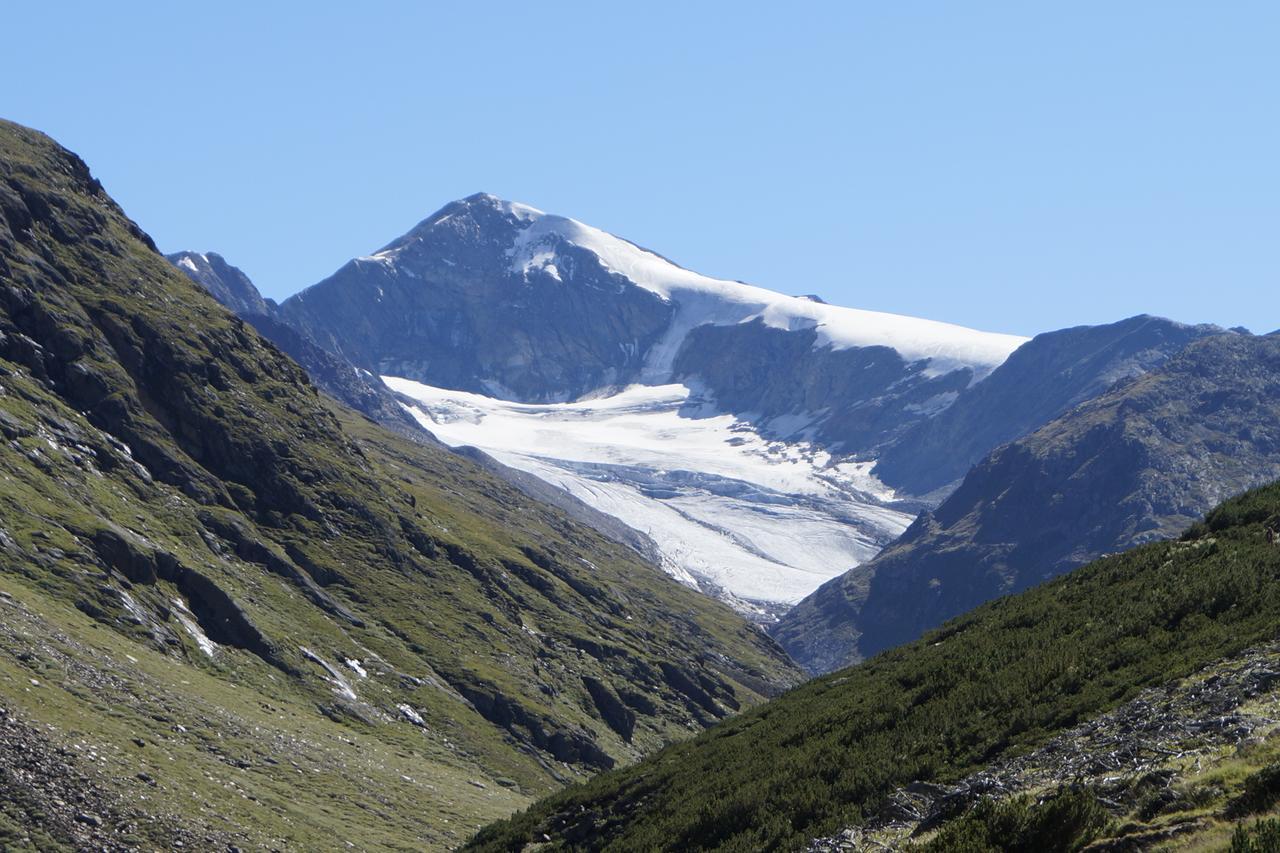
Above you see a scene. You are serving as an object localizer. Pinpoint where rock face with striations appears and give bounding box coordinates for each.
[870,314,1223,496]
[278,195,679,402]
[773,332,1280,673]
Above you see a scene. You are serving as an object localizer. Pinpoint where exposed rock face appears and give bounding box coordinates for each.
[774,333,1280,673]
[671,320,975,454]
[167,251,273,317]
[278,195,677,402]
[871,314,1223,496]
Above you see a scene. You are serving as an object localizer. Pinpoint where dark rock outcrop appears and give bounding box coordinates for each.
[582,676,637,742]
[455,682,615,770]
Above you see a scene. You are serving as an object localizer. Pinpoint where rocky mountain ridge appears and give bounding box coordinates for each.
[277,193,1025,446]
[166,250,422,433]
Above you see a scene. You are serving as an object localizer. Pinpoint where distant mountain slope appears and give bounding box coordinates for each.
[468,479,1280,851]
[870,313,1223,496]
[774,331,1280,673]
[168,250,274,317]
[0,119,800,849]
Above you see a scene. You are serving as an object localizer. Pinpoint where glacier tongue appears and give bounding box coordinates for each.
[384,378,914,614]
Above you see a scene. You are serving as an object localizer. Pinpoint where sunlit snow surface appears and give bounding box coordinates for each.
[494,198,1027,381]
[386,378,914,611]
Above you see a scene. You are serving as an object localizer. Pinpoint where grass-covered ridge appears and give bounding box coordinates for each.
[0,118,800,848]
[469,480,1280,851]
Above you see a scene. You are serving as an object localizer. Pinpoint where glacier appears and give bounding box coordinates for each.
[386,378,915,615]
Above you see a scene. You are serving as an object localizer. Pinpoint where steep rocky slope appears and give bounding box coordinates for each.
[870,313,1222,496]
[774,332,1280,673]
[168,250,274,317]
[167,249,421,432]
[0,119,800,849]
[469,479,1280,851]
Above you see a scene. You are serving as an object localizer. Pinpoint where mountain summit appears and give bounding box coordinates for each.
[280,192,1027,405]
[271,194,1035,609]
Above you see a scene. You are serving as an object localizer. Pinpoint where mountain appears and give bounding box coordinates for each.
[168,250,274,317]
[468,479,1280,851]
[0,119,801,849]
[167,250,421,433]
[870,313,1223,497]
[278,193,1026,410]
[267,194,1223,616]
[774,331,1280,673]
[259,197,939,609]
[269,194,1034,611]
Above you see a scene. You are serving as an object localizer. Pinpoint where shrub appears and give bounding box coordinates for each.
[921,788,1109,853]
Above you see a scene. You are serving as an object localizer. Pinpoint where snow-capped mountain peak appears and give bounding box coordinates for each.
[271,195,1210,617]
[465,194,1029,381]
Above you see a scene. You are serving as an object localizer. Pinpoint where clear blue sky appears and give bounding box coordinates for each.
[4,2,1277,335]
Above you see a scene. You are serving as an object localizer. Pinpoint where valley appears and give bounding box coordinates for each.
[1,108,1277,852]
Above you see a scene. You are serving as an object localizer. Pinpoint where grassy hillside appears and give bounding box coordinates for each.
[469,480,1280,851]
[0,119,799,849]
